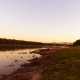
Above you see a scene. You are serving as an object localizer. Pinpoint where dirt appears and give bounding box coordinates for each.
[0,49,57,80]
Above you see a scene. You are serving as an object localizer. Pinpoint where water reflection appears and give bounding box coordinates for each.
[0,47,41,76]
[0,46,42,51]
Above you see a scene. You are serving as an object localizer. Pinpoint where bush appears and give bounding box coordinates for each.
[73,39,80,46]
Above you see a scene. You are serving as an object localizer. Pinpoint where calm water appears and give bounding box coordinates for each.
[0,48,41,76]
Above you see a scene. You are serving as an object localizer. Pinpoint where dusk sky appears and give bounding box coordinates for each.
[0,0,80,43]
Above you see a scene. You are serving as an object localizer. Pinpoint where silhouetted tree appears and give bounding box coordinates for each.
[0,38,44,46]
[73,39,80,46]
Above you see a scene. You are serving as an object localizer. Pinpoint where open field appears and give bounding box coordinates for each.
[40,46,80,80]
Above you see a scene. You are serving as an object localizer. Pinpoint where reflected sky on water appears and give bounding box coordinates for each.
[0,48,41,75]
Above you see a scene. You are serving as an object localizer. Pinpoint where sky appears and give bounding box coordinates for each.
[0,0,80,43]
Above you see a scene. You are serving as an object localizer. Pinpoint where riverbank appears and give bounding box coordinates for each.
[0,48,57,80]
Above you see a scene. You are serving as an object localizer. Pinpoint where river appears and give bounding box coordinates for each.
[0,48,41,76]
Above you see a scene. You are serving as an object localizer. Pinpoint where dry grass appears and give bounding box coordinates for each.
[40,46,80,80]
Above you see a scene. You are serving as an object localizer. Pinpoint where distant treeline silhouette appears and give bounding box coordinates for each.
[73,39,80,46]
[0,38,44,46]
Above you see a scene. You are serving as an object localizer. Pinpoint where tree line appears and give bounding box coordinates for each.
[0,38,44,46]
[73,39,80,46]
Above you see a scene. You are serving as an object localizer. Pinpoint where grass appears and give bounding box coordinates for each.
[40,46,80,80]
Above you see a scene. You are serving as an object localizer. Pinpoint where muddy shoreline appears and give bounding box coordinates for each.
[0,49,57,80]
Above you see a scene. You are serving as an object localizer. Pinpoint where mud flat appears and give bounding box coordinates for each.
[0,49,58,80]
